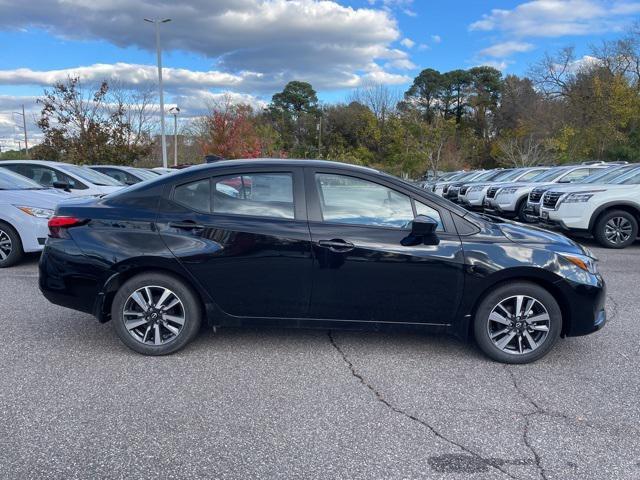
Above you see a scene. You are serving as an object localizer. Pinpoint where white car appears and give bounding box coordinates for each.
[88,165,159,185]
[1,160,124,197]
[458,167,549,211]
[432,170,486,197]
[0,168,68,267]
[484,165,608,222]
[539,166,640,248]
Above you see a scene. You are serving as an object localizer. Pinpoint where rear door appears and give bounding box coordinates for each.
[305,168,465,325]
[157,167,313,319]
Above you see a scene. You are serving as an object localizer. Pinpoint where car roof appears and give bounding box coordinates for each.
[0,159,70,166]
[176,158,382,174]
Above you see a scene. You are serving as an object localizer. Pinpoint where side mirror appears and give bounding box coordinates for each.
[402,215,439,246]
[52,181,71,192]
[411,215,438,236]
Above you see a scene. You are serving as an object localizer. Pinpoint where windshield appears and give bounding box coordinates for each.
[61,164,124,186]
[491,169,520,181]
[473,170,504,182]
[130,168,158,181]
[517,168,548,181]
[584,165,637,184]
[529,167,566,183]
[0,167,46,190]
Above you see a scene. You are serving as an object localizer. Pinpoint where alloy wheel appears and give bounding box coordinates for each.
[487,295,550,355]
[122,286,185,346]
[0,229,12,261]
[604,217,633,245]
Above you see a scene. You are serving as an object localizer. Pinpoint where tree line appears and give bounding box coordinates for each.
[11,26,640,177]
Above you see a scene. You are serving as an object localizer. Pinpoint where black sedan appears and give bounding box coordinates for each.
[39,159,606,363]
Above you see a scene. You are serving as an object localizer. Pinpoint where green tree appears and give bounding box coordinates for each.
[404,68,443,122]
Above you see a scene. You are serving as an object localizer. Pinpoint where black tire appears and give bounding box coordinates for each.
[0,221,24,268]
[111,272,202,355]
[516,198,536,223]
[473,282,562,364]
[593,210,638,249]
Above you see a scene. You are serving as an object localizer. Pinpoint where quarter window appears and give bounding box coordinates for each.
[213,173,295,219]
[173,178,211,212]
[315,173,414,228]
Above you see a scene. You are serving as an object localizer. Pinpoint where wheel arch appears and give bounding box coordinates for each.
[98,258,214,324]
[462,272,571,341]
[588,201,640,232]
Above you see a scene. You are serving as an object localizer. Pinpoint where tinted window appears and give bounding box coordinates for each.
[415,201,444,231]
[213,173,294,219]
[174,178,211,212]
[316,173,414,228]
[2,164,87,189]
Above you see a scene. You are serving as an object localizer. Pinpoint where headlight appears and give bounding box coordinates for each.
[15,206,55,219]
[559,253,598,274]
[559,191,604,205]
[498,187,519,196]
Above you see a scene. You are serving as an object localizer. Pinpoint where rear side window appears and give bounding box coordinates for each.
[173,178,211,212]
[213,173,294,219]
[3,164,86,189]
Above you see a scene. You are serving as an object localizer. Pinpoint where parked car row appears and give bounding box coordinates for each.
[427,162,639,249]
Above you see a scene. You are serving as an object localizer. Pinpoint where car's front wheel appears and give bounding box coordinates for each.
[593,210,638,249]
[474,282,562,364]
[0,222,24,268]
[111,272,202,355]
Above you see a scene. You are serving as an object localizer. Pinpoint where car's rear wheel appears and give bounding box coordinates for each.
[0,222,24,268]
[112,272,202,355]
[474,282,561,364]
[593,210,638,249]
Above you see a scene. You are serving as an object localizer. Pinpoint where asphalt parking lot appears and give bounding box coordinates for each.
[1,240,639,480]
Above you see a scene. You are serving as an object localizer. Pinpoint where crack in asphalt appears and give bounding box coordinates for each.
[328,331,522,479]
[504,367,549,480]
[606,294,619,325]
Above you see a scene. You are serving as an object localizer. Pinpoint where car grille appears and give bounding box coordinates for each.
[460,186,469,195]
[486,186,499,198]
[529,188,545,203]
[543,191,563,210]
[446,186,460,198]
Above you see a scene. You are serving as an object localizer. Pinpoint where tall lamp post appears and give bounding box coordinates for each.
[12,105,29,158]
[144,17,171,168]
[168,106,180,166]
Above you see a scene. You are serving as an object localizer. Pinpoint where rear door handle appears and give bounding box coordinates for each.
[169,221,205,231]
[318,239,355,252]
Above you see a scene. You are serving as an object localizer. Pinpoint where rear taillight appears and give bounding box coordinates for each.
[48,216,83,238]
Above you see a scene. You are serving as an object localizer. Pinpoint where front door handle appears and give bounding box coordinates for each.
[169,221,205,231]
[318,239,355,253]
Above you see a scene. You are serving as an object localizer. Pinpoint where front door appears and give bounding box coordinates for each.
[158,168,313,319]
[305,169,464,325]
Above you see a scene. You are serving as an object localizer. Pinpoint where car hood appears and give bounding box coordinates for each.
[546,183,638,194]
[0,189,67,208]
[498,221,587,256]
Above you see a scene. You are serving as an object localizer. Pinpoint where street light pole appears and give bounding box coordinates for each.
[169,106,180,166]
[12,105,29,158]
[145,17,171,168]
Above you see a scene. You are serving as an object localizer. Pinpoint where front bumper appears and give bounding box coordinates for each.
[556,274,607,337]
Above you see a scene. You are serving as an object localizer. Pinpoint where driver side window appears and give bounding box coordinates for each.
[315,173,415,228]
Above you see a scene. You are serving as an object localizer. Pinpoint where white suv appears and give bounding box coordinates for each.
[458,167,549,211]
[484,165,607,222]
[539,166,640,248]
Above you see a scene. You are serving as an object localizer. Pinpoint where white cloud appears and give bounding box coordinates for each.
[480,41,535,57]
[400,38,415,48]
[431,34,442,44]
[0,0,408,92]
[478,60,512,72]
[470,0,640,37]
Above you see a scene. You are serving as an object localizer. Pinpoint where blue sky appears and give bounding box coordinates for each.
[0,0,639,145]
